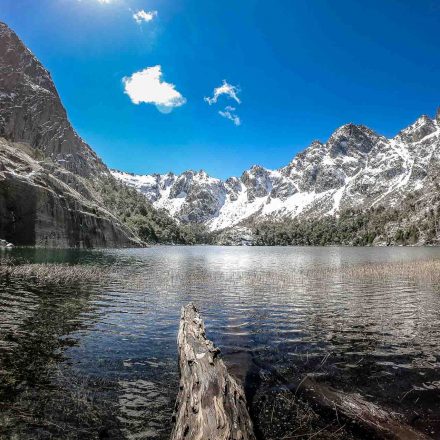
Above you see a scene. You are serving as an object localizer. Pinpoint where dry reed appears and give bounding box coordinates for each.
[0,260,111,285]
[310,259,440,281]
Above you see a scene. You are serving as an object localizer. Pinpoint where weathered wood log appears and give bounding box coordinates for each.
[298,377,429,440]
[170,303,256,440]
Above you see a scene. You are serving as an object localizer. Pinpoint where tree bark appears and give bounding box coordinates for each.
[170,303,256,440]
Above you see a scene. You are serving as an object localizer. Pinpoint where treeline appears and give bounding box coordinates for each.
[95,177,440,246]
[251,194,440,246]
[252,208,401,246]
[95,177,210,245]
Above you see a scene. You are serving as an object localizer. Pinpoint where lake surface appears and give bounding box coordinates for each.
[1,246,440,439]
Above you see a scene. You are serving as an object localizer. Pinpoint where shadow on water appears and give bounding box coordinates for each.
[0,275,123,439]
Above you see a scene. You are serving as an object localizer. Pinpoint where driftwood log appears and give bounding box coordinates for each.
[170,303,255,440]
[299,377,429,440]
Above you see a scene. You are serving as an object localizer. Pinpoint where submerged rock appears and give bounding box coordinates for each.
[0,238,13,247]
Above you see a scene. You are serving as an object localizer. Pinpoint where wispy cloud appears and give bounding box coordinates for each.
[133,9,158,24]
[122,65,186,113]
[204,80,241,105]
[219,106,241,126]
[97,0,112,3]
[205,81,242,125]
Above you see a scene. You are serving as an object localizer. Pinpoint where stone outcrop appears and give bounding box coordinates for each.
[0,22,104,177]
[0,138,140,247]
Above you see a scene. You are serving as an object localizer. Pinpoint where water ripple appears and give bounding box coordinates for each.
[1,246,440,438]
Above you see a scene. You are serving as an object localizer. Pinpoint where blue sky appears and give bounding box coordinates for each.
[1,0,439,179]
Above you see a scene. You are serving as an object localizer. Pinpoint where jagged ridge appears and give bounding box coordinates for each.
[113,109,440,232]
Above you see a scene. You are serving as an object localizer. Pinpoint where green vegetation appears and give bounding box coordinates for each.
[95,176,210,244]
[252,207,397,246]
[250,193,440,246]
[93,177,440,247]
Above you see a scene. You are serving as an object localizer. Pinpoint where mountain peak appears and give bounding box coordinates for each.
[396,114,437,143]
[249,164,267,173]
[0,21,55,94]
[114,107,440,231]
[0,21,104,176]
[327,123,379,156]
[331,123,378,138]
[310,140,324,147]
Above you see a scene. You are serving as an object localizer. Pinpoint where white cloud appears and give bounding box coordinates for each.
[97,0,112,3]
[219,106,241,126]
[133,9,158,24]
[204,80,241,105]
[122,65,186,113]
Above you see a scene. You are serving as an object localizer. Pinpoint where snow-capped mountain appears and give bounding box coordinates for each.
[112,110,440,231]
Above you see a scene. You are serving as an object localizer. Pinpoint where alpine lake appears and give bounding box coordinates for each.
[1,246,440,439]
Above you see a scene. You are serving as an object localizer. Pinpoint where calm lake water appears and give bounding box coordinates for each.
[1,246,440,439]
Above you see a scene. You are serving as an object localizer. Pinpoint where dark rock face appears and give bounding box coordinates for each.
[0,171,130,247]
[0,173,37,245]
[172,171,226,223]
[0,22,140,247]
[270,180,297,200]
[327,124,380,157]
[225,177,241,201]
[305,165,345,192]
[169,171,193,198]
[0,139,139,247]
[241,166,272,202]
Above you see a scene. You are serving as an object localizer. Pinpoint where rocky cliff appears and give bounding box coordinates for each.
[0,23,106,177]
[0,22,144,247]
[0,138,140,247]
[113,109,440,242]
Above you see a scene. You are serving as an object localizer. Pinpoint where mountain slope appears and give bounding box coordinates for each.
[113,109,440,237]
[0,23,104,177]
[0,22,184,247]
[0,138,137,247]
